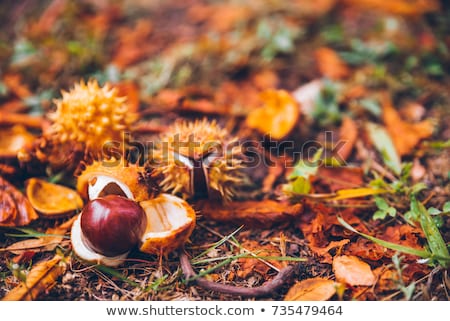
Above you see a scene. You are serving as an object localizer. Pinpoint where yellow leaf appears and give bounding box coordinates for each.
[329,188,388,201]
[2,254,69,301]
[333,255,376,286]
[246,89,300,140]
[284,278,337,301]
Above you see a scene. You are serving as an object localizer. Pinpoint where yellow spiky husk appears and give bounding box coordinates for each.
[49,79,136,155]
[148,119,246,201]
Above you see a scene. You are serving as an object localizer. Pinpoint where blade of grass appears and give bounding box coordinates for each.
[411,196,450,268]
[338,216,431,258]
[6,227,69,239]
[193,255,306,265]
[94,265,140,287]
[192,225,244,260]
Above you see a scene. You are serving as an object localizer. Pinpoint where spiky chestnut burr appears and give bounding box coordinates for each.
[146,119,246,201]
[48,79,136,154]
[19,79,136,174]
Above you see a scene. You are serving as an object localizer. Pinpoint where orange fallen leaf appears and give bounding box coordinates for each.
[2,74,32,99]
[114,82,140,113]
[382,95,434,156]
[312,239,350,263]
[196,199,303,228]
[341,0,440,16]
[0,176,38,227]
[112,19,154,68]
[237,240,284,278]
[0,125,35,159]
[246,89,300,140]
[333,255,376,286]
[284,278,337,301]
[336,116,358,162]
[2,254,69,301]
[315,47,349,80]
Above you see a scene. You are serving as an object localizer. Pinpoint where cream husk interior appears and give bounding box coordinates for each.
[140,194,192,238]
[88,175,134,200]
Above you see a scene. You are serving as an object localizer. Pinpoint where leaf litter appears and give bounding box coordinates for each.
[0,0,449,301]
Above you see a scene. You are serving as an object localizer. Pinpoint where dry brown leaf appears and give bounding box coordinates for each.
[237,240,284,278]
[284,278,337,301]
[196,199,303,228]
[2,254,69,301]
[112,19,154,68]
[315,47,349,80]
[0,113,45,129]
[246,89,300,140]
[114,82,140,113]
[336,116,358,162]
[210,4,251,32]
[2,74,32,99]
[0,176,38,227]
[25,178,83,217]
[312,239,350,263]
[333,255,376,286]
[5,216,76,254]
[0,125,35,159]
[341,0,440,16]
[382,96,434,156]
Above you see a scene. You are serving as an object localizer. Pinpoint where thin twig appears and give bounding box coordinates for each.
[179,250,297,298]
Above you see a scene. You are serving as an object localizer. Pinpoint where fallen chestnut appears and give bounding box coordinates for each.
[71,195,147,266]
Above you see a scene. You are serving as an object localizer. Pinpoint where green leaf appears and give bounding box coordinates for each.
[410,182,427,195]
[387,207,397,217]
[373,210,387,220]
[366,123,401,175]
[375,196,389,210]
[410,196,450,267]
[443,201,450,213]
[427,207,442,215]
[288,148,323,180]
[290,176,311,194]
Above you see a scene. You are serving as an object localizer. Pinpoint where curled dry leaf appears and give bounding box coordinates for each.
[26,178,83,217]
[315,47,349,80]
[246,89,300,140]
[382,95,434,156]
[1,254,69,301]
[0,125,35,159]
[333,255,376,286]
[5,216,76,255]
[236,240,285,278]
[0,176,38,227]
[284,278,337,301]
[196,199,303,228]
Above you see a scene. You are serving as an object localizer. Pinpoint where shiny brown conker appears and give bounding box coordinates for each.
[80,195,147,257]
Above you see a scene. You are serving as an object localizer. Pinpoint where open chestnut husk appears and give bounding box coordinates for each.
[71,195,147,266]
[139,193,196,255]
[71,191,196,266]
[76,159,158,201]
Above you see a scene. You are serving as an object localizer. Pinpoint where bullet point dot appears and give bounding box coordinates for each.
[261,308,265,312]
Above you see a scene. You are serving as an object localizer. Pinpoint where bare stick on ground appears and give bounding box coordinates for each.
[179,250,297,298]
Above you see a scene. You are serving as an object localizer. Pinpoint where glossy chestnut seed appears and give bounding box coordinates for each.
[80,195,147,257]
